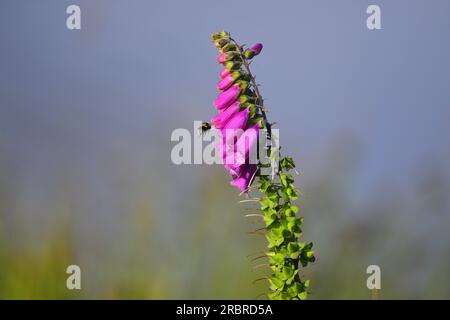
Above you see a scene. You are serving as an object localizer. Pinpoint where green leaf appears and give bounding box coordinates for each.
[300,243,316,266]
[289,252,300,259]
[290,187,299,200]
[286,217,297,231]
[267,252,285,266]
[263,212,278,227]
[298,242,306,250]
[260,195,278,211]
[258,179,271,193]
[280,292,291,300]
[268,277,284,290]
[260,198,275,210]
[282,229,292,238]
[292,227,302,238]
[282,266,294,280]
[279,173,293,187]
[286,269,299,285]
[287,242,300,254]
[280,157,296,171]
[267,292,278,300]
[298,291,308,300]
[266,229,284,247]
[286,283,299,297]
[281,203,297,218]
[266,191,279,202]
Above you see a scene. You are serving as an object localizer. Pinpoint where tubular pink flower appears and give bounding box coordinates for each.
[213,85,240,111]
[220,107,249,141]
[223,146,238,167]
[226,160,244,177]
[230,164,257,193]
[216,108,250,167]
[220,68,231,79]
[210,101,240,129]
[217,72,241,91]
[216,139,238,168]
[215,140,229,163]
[217,74,234,91]
[229,122,261,173]
[217,53,228,63]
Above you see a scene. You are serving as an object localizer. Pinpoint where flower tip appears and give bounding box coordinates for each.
[220,68,231,79]
[217,53,228,64]
[244,43,263,59]
[251,43,263,55]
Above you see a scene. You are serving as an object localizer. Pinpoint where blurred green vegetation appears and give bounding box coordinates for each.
[0,169,268,299]
[0,142,449,299]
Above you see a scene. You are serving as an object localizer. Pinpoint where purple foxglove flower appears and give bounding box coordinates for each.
[231,122,261,168]
[226,161,243,177]
[216,108,250,167]
[217,75,234,90]
[220,107,249,142]
[222,145,238,167]
[210,101,240,129]
[217,71,240,91]
[216,140,238,168]
[230,164,257,192]
[213,85,240,111]
[220,68,231,79]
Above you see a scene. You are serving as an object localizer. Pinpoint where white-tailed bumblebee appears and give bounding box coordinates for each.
[198,122,211,135]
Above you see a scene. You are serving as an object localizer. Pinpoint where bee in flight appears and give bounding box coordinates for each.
[198,122,212,135]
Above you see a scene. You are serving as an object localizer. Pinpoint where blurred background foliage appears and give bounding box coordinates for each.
[1,137,449,299]
[1,0,450,299]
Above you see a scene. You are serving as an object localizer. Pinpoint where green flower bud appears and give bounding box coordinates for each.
[215,38,230,48]
[225,61,242,71]
[211,33,221,41]
[246,104,257,118]
[221,43,238,53]
[239,95,256,104]
[236,80,248,92]
[244,49,256,59]
[244,44,263,59]
[211,31,230,41]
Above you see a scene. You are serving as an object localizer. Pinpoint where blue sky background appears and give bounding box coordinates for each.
[1,0,450,298]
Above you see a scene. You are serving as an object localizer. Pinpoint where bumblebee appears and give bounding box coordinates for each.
[198,122,211,135]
